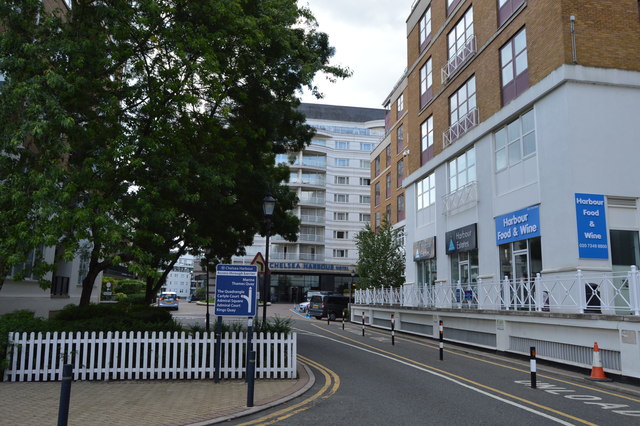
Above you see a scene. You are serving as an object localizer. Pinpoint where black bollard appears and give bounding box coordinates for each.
[530,346,537,389]
[391,314,395,346]
[439,320,444,361]
[362,312,365,336]
[57,364,73,426]
[247,351,256,407]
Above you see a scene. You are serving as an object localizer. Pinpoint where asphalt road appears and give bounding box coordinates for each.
[173,303,640,425]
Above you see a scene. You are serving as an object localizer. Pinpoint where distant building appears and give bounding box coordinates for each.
[384,0,640,290]
[233,103,385,303]
[160,254,195,298]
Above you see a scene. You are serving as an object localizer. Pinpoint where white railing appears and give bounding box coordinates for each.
[441,34,477,83]
[300,215,325,224]
[3,331,296,382]
[299,233,324,243]
[355,266,640,316]
[270,253,325,262]
[443,107,479,147]
[442,180,478,215]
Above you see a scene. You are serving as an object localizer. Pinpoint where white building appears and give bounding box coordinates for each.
[234,103,386,303]
[161,254,195,298]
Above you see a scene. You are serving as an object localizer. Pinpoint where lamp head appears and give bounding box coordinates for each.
[263,195,276,217]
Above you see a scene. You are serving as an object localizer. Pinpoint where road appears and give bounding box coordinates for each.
[173,303,640,425]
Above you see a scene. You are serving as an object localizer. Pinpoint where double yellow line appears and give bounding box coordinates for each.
[237,355,340,425]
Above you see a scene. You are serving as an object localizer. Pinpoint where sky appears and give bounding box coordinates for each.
[298,0,416,110]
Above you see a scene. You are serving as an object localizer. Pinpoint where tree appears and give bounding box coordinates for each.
[355,220,405,288]
[0,0,349,304]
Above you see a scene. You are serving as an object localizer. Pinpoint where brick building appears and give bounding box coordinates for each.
[382,0,640,291]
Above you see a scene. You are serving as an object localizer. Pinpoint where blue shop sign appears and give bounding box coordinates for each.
[495,205,541,245]
[575,193,609,259]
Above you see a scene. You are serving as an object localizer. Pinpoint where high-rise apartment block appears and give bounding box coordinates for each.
[234,103,385,303]
[379,0,640,289]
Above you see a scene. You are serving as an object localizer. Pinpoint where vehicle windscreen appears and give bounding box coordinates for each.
[309,296,323,303]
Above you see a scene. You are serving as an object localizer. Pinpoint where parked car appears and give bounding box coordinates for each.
[157,292,179,310]
[308,295,349,320]
[299,291,333,313]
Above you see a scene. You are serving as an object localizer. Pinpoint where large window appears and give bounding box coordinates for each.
[397,93,404,113]
[334,194,349,203]
[333,249,348,258]
[335,176,348,185]
[386,173,392,199]
[10,247,45,281]
[419,6,432,51]
[420,58,433,108]
[360,195,371,204]
[397,159,404,188]
[420,115,434,164]
[417,173,436,210]
[386,204,392,222]
[450,76,476,127]
[447,0,463,14]
[448,147,476,192]
[360,213,371,222]
[500,27,528,105]
[396,125,404,154]
[335,158,349,167]
[360,177,371,186]
[302,154,326,167]
[335,141,349,150]
[375,156,381,176]
[498,0,525,26]
[334,212,348,221]
[397,193,406,221]
[386,145,392,167]
[360,159,369,169]
[361,142,374,151]
[375,182,381,206]
[448,7,474,61]
[495,110,535,171]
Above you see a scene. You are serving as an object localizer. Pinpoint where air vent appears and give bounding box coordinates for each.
[607,197,637,208]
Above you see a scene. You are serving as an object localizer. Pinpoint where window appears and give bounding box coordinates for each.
[446,7,475,77]
[335,176,348,185]
[360,159,369,169]
[498,0,525,26]
[396,125,404,154]
[334,231,348,239]
[360,177,370,186]
[335,158,349,167]
[334,212,348,221]
[10,246,45,281]
[375,211,381,230]
[500,27,528,105]
[420,115,434,164]
[335,140,349,150]
[302,172,323,185]
[311,138,326,146]
[397,193,406,221]
[417,173,436,210]
[275,153,292,165]
[334,194,349,203]
[495,110,535,171]
[386,173,392,199]
[333,249,348,258]
[397,159,404,188]
[360,195,371,204]
[386,204,392,222]
[397,93,404,113]
[450,77,476,126]
[375,182,381,206]
[419,6,432,51]
[447,0,463,14]
[385,145,392,167]
[374,156,381,176]
[361,142,374,151]
[420,58,433,108]
[360,213,371,222]
[302,154,326,167]
[448,147,476,192]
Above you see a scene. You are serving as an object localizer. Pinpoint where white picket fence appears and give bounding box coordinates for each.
[3,331,296,382]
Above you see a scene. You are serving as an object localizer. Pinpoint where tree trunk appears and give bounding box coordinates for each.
[79,268,101,306]
[144,277,157,305]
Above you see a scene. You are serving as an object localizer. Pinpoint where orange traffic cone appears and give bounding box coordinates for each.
[586,342,611,381]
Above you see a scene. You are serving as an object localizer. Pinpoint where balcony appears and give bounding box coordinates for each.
[441,35,476,83]
[442,107,479,147]
[442,180,478,216]
[300,215,325,224]
[298,196,325,206]
[299,233,325,243]
[270,252,325,262]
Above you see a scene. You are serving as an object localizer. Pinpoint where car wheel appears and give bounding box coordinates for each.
[315,316,322,320]
[328,312,336,321]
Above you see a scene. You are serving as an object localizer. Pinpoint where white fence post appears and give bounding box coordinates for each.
[534,273,543,312]
[456,280,462,309]
[630,265,640,316]
[502,276,511,310]
[577,269,586,314]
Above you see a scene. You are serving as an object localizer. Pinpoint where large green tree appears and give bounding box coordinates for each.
[355,220,405,288]
[0,0,349,303]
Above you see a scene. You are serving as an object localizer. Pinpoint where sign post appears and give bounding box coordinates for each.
[214,265,258,396]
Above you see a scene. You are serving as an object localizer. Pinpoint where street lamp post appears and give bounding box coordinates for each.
[262,195,276,324]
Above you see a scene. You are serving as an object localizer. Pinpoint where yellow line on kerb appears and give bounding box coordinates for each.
[237,355,340,426]
[364,326,640,403]
[315,324,597,426]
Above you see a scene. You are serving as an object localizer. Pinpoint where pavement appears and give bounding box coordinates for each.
[0,362,313,426]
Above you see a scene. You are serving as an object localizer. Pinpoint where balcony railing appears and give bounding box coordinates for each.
[442,180,478,216]
[299,233,324,243]
[441,34,476,83]
[299,196,325,205]
[300,215,325,224]
[270,253,325,262]
[442,107,479,147]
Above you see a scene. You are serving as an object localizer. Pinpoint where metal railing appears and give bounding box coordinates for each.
[441,34,476,83]
[442,180,478,215]
[300,215,325,224]
[443,107,479,147]
[355,266,640,316]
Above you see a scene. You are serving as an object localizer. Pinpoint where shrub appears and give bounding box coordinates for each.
[114,280,146,295]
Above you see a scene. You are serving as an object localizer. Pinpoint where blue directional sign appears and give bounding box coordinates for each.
[215,264,258,316]
[575,193,609,259]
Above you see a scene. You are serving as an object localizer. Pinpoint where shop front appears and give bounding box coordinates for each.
[495,205,542,282]
[268,261,353,303]
[445,224,479,285]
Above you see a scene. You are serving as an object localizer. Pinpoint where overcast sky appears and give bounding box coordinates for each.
[298,0,415,110]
